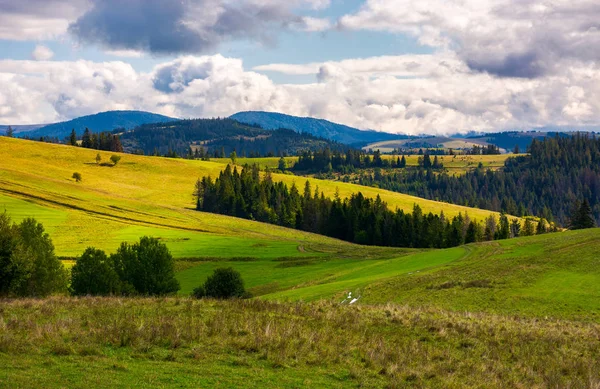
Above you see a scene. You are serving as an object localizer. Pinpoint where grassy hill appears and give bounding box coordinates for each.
[179,228,600,320]
[1,229,600,388]
[2,138,600,388]
[0,137,507,258]
[217,154,516,176]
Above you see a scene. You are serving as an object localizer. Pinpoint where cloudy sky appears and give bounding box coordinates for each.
[1,0,599,134]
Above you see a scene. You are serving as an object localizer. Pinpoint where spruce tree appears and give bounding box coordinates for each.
[570,200,596,230]
[69,129,77,146]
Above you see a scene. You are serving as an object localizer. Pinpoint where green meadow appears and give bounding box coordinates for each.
[2,137,600,388]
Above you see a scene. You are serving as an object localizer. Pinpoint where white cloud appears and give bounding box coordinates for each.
[104,49,145,58]
[1,54,600,135]
[31,45,55,61]
[293,17,332,32]
[338,0,600,78]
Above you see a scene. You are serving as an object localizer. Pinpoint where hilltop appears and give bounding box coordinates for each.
[119,118,347,157]
[21,110,178,140]
[231,111,403,145]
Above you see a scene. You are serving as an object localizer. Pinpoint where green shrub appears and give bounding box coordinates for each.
[71,248,122,296]
[111,237,180,296]
[110,155,121,165]
[194,267,250,299]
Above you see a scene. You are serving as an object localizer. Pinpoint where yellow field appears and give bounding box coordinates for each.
[0,138,515,257]
[381,154,518,175]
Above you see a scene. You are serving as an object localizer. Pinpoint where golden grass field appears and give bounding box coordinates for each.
[0,137,515,258]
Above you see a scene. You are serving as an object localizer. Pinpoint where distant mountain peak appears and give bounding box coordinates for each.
[20,110,178,140]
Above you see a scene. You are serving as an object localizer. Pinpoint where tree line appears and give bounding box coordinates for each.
[292,149,443,173]
[69,128,124,152]
[194,164,543,249]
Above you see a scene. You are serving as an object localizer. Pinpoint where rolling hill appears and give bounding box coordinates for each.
[120,118,347,157]
[230,111,404,145]
[2,137,600,389]
[0,137,509,259]
[20,110,178,140]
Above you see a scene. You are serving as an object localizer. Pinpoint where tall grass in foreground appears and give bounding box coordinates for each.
[1,297,599,388]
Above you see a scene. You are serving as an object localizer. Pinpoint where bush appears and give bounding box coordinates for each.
[111,237,180,295]
[71,248,122,296]
[72,172,82,182]
[110,155,121,165]
[193,267,250,299]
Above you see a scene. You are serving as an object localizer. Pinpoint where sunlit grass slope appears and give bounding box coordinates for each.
[0,137,507,258]
[178,228,600,321]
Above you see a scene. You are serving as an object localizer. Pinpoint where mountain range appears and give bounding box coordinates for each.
[230,111,404,145]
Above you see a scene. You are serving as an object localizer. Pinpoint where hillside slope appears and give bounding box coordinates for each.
[231,111,403,145]
[262,228,600,320]
[0,138,507,257]
[120,118,346,156]
[22,110,178,140]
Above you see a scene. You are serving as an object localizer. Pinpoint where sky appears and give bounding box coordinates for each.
[0,0,599,135]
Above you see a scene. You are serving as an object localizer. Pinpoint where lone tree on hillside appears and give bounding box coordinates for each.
[570,200,596,230]
[278,156,287,171]
[230,151,237,164]
[110,155,121,166]
[5,126,14,137]
[72,172,82,182]
[69,129,77,146]
[96,153,102,165]
[192,267,250,299]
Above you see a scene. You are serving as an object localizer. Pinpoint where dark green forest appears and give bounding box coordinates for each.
[194,165,542,249]
[354,134,600,225]
[120,118,347,157]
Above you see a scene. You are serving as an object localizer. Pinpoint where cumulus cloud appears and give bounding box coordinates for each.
[68,0,333,55]
[338,0,600,78]
[254,54,469,78]
[31,45,55,61]
[0,0,89,40]
[2,54,600,135]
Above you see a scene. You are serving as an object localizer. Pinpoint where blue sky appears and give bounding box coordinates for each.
[0,0,599,135]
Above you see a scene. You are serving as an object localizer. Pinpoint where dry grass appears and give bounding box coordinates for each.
[1,297,599,388]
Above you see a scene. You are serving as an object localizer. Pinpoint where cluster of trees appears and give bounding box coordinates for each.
[465,144,501,155]
[194,165,534,248]
[71,237,180,296]
[353,134,600,225]
[119,118,346,157]
[72,128,124,152]
[0,212,180,297]
[0,213,68,297]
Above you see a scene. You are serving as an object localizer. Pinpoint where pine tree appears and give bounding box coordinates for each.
[69,129,77,146]
[81,128,92,148]
[5,126,13,137]
[570,200,596,230]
